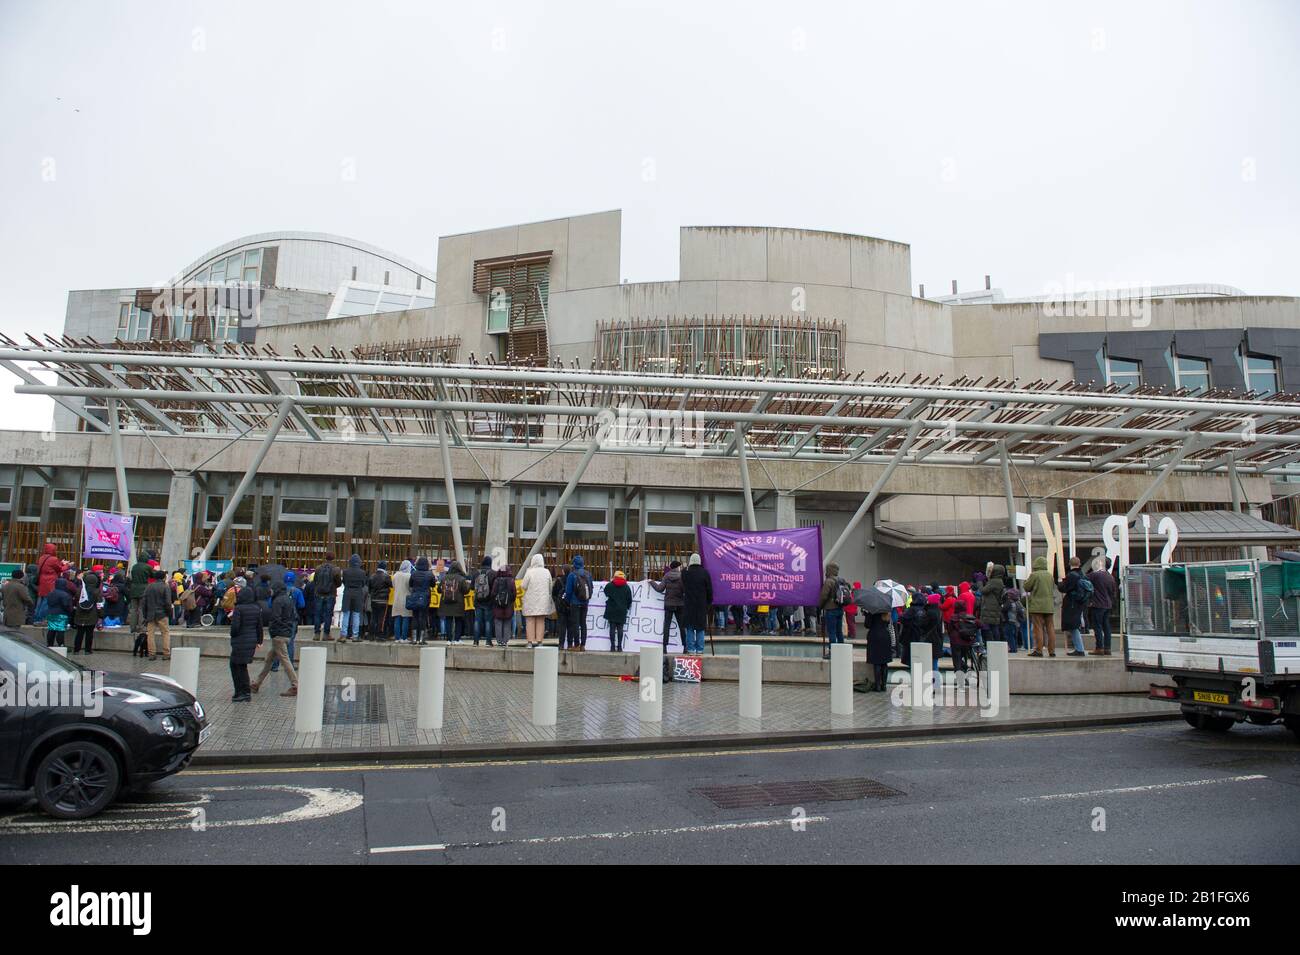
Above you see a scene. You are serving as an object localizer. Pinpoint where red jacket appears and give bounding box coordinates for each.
[36,543,63,598]
[957,581,976,616]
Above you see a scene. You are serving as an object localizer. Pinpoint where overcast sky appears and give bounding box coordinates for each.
[1,0,1297,430]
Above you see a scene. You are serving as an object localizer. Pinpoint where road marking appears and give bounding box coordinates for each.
[0,785,362,835]
[369,815,831,854]
[1020,774,1269,802]
[185,726,1139,777]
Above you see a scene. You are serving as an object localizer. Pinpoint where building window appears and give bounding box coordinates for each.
[487,288,510,334]
[1105,354,1142,391]
[380,500,412,533]
[117,303,151,342]
[1243,352,1280,396]
[280,497,329,522]
[1173,354,1212,393]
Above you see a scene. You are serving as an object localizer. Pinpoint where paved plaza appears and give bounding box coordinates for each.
[84,647,1174,756]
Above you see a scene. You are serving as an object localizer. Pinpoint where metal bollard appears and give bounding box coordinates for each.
[986,641,1011,711]
[639,645,663,722]
[417,645,446,729]
[532,645,558,726]
[830,642,853,715]
[909,642,933,708]
[170,646,201,696]
[739,644,762,719]
[295,646,327,733]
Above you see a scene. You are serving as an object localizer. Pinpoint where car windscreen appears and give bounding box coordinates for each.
[0,631,85,676]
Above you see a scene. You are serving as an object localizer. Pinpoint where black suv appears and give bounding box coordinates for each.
[0,630,210,819]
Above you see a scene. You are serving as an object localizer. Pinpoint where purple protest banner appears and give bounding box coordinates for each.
[82,509,135,563]
[696,524,823,607]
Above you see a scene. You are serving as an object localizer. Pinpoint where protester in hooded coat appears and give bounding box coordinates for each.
[390,560,414,642]
[2,568,34,628]
[979,565,1007,641]
[44,577,73,647]
[71,569,102,655]
[520,554,555,648]
[563,556,593,650]
[252,581,298,696]
[228,585,263,702]
[866,611,893,690]
[602,571,633,652]
[437,561,469,638]
[408,556,434,643]
[1024,555,1057,657]
[488,564,516,647]
[368,561,391,640]
[35,542,63,621]
[339,554,368,641]
[681,554,713,655]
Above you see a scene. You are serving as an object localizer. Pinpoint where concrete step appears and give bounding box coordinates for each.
[37,625,1153,694]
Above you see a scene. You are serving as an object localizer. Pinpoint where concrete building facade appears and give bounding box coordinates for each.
[7,210,1300,589]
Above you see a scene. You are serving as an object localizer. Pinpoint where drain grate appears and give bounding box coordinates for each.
[693,777,902,809]
[322,684,387,725]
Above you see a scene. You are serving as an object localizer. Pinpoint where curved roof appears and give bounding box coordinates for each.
[173,231,434,285]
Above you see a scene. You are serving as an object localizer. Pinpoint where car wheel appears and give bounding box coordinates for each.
[1246,714,1277,726]
[1181,709,1234,732]
[34,741,121,820]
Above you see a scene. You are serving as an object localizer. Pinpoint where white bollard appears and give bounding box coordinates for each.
[909,642,933,708]
[986,641,1011,711]
[639,645,663,722]
[739,644,762,719]
[532,646,558,726]
[50,645,68,657]
[295,646,327,733]
[830,642,853,715]
[170,647,201,696]
[417,645,446,730]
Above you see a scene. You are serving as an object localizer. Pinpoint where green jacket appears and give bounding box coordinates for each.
[128,561,152,601]
[1024,556,1056,614]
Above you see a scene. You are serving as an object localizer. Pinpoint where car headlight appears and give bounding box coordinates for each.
[192,700,205,721]
[159,714,185,737]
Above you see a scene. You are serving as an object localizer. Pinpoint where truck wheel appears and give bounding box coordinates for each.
[1181,709,1234,732]
[33,740,121,819]
[1246,714,1277,726]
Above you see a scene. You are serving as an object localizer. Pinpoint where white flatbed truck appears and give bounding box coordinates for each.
[1124,559,1300,739]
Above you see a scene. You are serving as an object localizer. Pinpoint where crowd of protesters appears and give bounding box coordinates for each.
[4,537,1120,703]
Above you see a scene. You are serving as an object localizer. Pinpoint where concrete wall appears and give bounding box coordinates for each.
[255,306,436,355]
[432,210,623,360]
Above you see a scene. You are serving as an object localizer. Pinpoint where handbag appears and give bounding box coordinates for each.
[405,593,422,611]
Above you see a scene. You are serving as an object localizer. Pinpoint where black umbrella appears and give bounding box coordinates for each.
[856,587,892,615]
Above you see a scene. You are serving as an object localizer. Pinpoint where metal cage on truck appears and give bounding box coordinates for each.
[1124,560,1300,680]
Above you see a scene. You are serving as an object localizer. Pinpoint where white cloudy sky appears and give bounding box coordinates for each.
[1,0,1297,430]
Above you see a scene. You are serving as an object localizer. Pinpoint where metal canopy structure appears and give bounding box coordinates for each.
[5,342,1300,477]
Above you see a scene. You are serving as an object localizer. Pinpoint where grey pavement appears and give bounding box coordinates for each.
[82,646,1172,757]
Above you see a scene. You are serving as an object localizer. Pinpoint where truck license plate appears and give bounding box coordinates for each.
[1193,691,1230,705]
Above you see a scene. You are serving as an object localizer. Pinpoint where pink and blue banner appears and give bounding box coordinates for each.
[696,524,823,607]
[82,509,134,563]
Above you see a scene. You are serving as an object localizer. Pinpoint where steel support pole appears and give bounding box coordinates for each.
[199,400,292,561]
[107,398,131,516]
[1124,436,1199,523]
[520,416,611,571]
[1228,459,1247,560]
[824,422,922,566]
[1000,441,1016,533]
[434,411,466,569]
[736,424,757,531]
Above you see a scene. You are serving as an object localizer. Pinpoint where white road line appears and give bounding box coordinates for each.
[1020,774,1268,802]
[368,815,830,854]
[370,843,448,854]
